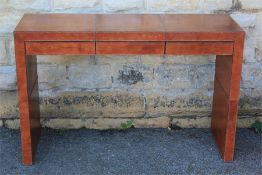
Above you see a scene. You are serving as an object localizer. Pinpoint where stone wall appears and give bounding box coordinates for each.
[0,0,261,129]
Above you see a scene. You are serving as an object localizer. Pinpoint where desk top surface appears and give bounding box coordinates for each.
[15,14,243,33]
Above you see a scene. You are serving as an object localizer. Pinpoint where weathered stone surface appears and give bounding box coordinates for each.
[3,0,51,10]
[37,64,67,90]
[68,63,111,89]
[0,13,22,35]
[200,0,232,11]
[42,116,170,129]
[239,89,262,116]
[154,64,214,89]
[37,55,90,64]
[5,115,261,129]
[241,63,262,89]
[243,38,256,63]
[237,116,262,128]
[4,119,20,129]
[42,118,86,129]
[172,115,262,128]
[0,91,18,118]
[240,0,262,10]
[7,38,15,65]
[146,91,212,117]
[40,92,145,118]
[53,0,101,10]
[231,13,256,28]
[0,66,17,90]
[103,0,144,12]
[147,0,200,12]
[134,116,170,128]
[172,116,211,128]
[0,39,7,65]
[112,63,152,89]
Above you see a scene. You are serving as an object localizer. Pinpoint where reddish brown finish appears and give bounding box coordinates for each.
[95,14,165,41]
[214,55,233,97]
[166,42,234,55]
[14,34,41,165]
[211,33,244,162]
[26,42,95,55]
[15,14,95,32]
[163,14,243,41]
[96,42,165,55]
[14,14,245,165]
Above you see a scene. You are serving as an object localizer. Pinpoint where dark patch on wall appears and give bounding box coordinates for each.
[239,96,262,108]
[40,93,140,108]
[152,96,211,109]
[231,0,242,11]
[117,66,144,85]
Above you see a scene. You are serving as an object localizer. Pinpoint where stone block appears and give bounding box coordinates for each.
[68,63,111,89]
[0,91,18,118]
[0,66,17,90]
[154,64,214,89]
[239,89,262,113]
[4,119,20,129]
[42,116,171,129]
[147,0,200,12]
[0,13,23,34]
[241,63,262,89]
[200,0,232,11]
[41,118,85,129]
[231,13,256,28]
[53,0,101,10]
[240,0,262,10]
[146,91,212,117]
[134,116,170,128]
[237,116,262,128]
[37,64,68,90]
[40,91,145,118]
[154,64,192,89]
[6,0,51,10]
[0,39,7,65]
[103,0,145,12]
[7,38,15,65]
[172,116,211,128]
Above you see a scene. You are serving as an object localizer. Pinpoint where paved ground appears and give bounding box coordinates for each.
[0,128,261,175]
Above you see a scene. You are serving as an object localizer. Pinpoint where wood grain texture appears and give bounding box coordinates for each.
[215,55,233,97]
[14,34,41,165]
[96,42,165,55]
[95,14,165,41]
[15,14,95,32]
[26,42,95,55]
[211,32,245,162]
[13,14,245,165]
[166,42,233,55]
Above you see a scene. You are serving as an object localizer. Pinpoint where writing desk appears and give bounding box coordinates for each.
[14,14,245,165]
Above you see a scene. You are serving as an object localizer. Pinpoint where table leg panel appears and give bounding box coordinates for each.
[15,36,41,165]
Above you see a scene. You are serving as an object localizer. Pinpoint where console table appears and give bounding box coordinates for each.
[14,14,245,165]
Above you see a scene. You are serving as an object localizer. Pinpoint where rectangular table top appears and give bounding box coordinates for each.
[15,14,243,33]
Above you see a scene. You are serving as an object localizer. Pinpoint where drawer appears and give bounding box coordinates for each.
[166,42,234,55]
[96,42,165,55]
[26,41,95,55]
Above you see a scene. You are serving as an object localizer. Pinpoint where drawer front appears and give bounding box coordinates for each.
[166,42,234,55]
[26,41,95,55]
[96,42,165,55]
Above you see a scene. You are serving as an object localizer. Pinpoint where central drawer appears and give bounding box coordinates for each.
[96,41,165,55]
